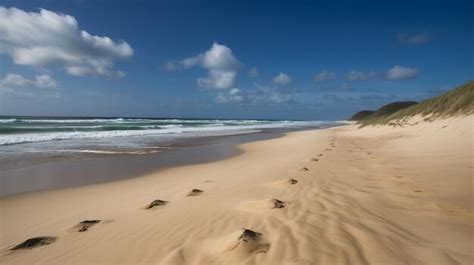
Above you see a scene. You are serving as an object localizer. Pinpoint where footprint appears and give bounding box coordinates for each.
[10,237,57,250]
[187,189,204,196]
[273,178,298,186]
[199,228,271,262]
[414,190,422,193]
[242,198,289,211]
[288,178,298,185]
[300,167,309,171]
[325,148,332,151]
[203,180,214,183]
[270,199,285,209]
[228,229,270,254]
[76,220,101,232]
[311,158,319,162]
[69,219,113,232]
[146,199,169,209]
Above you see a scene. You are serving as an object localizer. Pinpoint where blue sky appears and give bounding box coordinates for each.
[0,0,472,120]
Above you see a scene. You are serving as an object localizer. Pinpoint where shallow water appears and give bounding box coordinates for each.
[0,117,345,197]
[0,116,341,171]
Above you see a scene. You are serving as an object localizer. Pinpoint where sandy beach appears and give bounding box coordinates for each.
[1,2,471,264]
[1,116,472,265]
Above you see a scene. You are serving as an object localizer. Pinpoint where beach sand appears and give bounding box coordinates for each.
[1,115,472,264]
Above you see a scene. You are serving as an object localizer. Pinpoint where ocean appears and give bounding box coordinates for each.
[0,116,342,169]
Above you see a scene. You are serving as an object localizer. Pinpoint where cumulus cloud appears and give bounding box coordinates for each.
[1,73,57,89]
[0,7,133,77]
[248,67,258,78]
[0,73,58,98]
[167,42,240,90]
[346,70,376,81]
[313,70,336,82]
[214,81,297,105]
[165,56,201,71]
[215,88,243,103]
[197,70,237,90]
[200,43,239,71]
[166,44,296,104]
[385,65,420,80]
[273,73,291,86]
[398,33,430,45]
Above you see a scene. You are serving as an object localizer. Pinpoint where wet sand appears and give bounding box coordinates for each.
[1,126,340,197]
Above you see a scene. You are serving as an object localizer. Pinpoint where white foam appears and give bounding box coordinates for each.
[75,149,161,155]
[0,120,337,146]
[0,119,18,123]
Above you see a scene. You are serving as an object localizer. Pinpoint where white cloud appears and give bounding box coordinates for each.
[313,70,336,82]
[200,43,239,71]
[0,7,133,77]
[273,73,291,86]
[398,33,430,45]
[249,67,258,78]
[168,42,240,90]
[214,82,296,105]
[385,65,420,80]
[229,88,240,95]
[182,56,201,68]
[215,88,243,103]
[165,56,201,71]
[197,69,237,90]
[35,74,57,88]
[2,73,29,86]
[0,73,58,98]
[346,70,376,81]
[1,73,57,89]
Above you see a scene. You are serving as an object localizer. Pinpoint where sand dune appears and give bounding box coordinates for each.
[1,115,472,264]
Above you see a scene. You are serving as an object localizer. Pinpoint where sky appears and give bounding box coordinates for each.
[0,0,472,120]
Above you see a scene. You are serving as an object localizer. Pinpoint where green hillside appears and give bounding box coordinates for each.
[349,101,417,121]
[356,80,474,126]
[349,110,375,121]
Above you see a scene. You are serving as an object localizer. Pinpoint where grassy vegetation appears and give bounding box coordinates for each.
[350,102,417,122]
[357,80,474,126]
[372,101,418,116]
[349,110,375,121]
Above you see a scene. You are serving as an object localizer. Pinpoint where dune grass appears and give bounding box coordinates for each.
[359,80,474,126]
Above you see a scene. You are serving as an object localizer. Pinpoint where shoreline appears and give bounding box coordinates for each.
[1,125,343,198]
[1,116,472,264]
